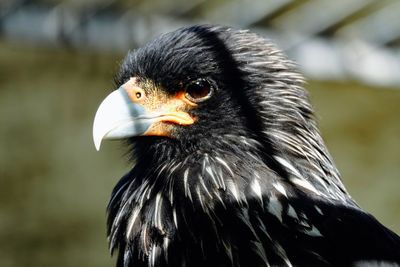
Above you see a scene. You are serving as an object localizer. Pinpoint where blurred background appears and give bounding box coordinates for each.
[0,0,399,266]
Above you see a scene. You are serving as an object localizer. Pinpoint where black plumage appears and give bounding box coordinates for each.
[97,25,400,267]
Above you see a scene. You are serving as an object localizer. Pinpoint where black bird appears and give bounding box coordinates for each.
[93,25,400,267]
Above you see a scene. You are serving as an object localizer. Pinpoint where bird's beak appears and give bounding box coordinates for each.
[93,79,195,151]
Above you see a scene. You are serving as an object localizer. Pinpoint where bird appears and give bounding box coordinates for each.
[92,25,400,267]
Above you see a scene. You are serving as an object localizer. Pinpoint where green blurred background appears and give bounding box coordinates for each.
[0,1,399,267]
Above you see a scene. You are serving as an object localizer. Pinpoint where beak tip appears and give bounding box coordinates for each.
[93,126,104,151]
[93,134,102,151]
[93,121,103,151]
[94,142,101,151]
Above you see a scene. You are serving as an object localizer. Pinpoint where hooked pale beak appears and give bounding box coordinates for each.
[93,79,195,151]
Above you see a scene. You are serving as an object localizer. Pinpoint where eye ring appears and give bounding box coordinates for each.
[184,79,213,103]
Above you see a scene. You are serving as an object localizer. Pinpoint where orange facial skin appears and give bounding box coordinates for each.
[121,77,197,137]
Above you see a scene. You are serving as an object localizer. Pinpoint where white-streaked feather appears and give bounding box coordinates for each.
[290,177,321,196]
[273,182,288,198]
[251,179,263,203]
[126,208,140,239]
[273,156,302,178]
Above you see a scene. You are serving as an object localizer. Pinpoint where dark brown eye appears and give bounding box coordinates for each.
[184,79,213,102]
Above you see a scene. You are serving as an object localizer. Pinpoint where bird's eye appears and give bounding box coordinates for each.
[184,79,213,103]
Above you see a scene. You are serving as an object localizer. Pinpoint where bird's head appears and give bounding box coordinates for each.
[93,26,264,152]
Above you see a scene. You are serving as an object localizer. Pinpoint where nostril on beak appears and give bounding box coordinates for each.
[121,77,147,103]
[125,86,146,103]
